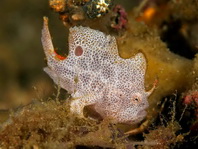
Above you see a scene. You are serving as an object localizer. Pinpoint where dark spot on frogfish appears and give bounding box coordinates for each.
[75,46,83,56]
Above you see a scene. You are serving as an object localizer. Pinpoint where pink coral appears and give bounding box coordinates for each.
[111,5,128,30]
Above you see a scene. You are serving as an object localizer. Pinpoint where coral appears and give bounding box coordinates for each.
[84,0,113,18]
[49,0,66,12]
[49,0,86,26]
[111,5,128,30]
[49,0,113,24]
[183,90,198,132]
[183,91,198,108]
[49,0,127,35]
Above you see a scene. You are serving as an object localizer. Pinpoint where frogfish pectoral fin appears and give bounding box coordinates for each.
[146,79,158,96]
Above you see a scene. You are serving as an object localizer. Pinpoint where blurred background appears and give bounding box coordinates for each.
[0,0,59,111]
[0,0,137,119]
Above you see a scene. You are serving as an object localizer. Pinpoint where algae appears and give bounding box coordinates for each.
[0,98,128,148]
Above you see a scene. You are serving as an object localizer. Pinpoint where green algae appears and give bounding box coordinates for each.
[0,98,129,148]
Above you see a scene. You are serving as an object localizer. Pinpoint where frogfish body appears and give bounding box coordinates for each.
[41,17,155,124]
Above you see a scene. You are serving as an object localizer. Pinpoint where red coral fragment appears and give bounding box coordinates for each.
[111,5,128,30]
[183,91,198,131]
[183,91,198,106]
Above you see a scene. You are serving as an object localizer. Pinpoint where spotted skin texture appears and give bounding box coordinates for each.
[41,17,154,124]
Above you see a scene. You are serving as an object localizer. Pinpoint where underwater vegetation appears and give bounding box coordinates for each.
[0,0,198,148]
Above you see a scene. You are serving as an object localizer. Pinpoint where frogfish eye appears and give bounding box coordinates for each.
[131,93,142,104]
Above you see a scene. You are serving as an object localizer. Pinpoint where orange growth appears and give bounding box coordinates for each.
[54,50,66,60]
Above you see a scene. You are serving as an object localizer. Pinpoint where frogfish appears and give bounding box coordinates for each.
[41,17,155,124]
